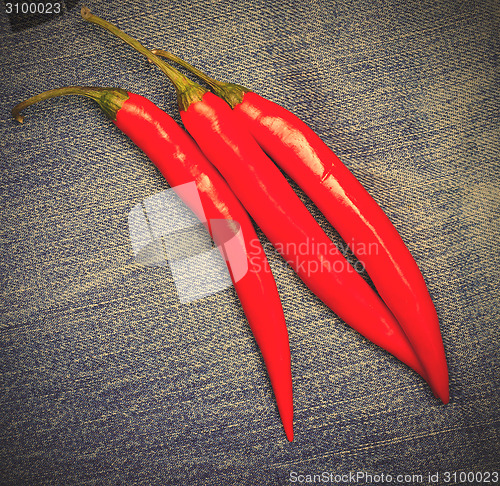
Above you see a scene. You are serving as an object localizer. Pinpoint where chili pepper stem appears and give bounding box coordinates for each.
[12,86,129,123]
[80,7,206,111]
[151,49,249,109]
[151,49,221,89]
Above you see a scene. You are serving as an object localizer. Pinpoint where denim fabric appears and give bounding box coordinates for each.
[1,0,499,485]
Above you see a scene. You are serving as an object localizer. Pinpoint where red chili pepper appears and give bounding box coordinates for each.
[12,86,294,441]
[81,9,431,385]
[150,51,450,404]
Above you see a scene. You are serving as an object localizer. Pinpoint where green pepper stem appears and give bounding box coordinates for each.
[151,48,250,109]
[80,7,206,111]
[12,86,129,123]
[150,49,223,90]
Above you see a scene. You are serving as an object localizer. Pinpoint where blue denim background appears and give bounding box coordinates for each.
[1,0,499,485]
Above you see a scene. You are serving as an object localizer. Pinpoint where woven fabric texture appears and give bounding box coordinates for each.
[1,0,499,485]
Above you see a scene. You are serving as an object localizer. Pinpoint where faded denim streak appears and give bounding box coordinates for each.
[0,0,499,485]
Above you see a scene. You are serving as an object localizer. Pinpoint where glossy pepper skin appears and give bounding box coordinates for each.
[81,9,430,384]
[234,92,449,404]
[151,51,450,404]
[181,91,429,378]
[12,87,294,441]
